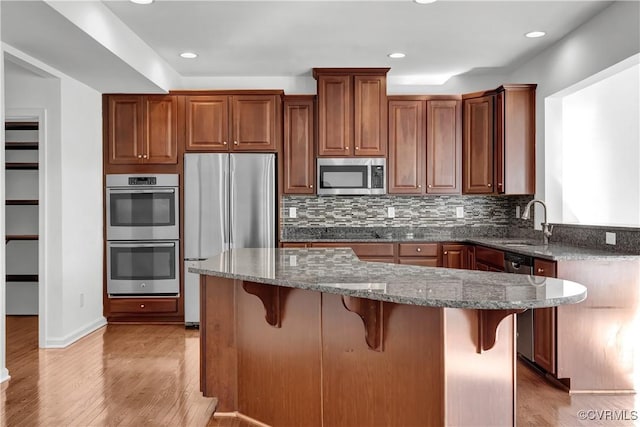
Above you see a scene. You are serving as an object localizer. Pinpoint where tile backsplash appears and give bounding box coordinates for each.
[282,195,534,229]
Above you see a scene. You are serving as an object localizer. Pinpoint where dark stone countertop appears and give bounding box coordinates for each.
[189,248,587,310]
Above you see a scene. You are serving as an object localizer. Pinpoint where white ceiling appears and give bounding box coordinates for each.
[1,0,615,93]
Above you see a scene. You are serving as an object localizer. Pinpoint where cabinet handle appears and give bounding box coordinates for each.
[223,141,228,145]
[143,154,148,159]
[345,147,349,150]
[309,184,313,188]
[234,141,238,145]
[355,147,359,150]
[418,185,422,188]
[137,154,142,159]
[428,184,432,188]
[140,304,145,309]
[537,268,544,274]
[444,251,448,255]
[498,183,503,188]
[487,183,492,187]
[416,247,421,252]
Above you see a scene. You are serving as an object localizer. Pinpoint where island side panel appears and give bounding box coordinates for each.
[444,308,516,426]
[236,283,323,426]
[321,293,445,426]
[556,259,640,392]
[200,275,238,410]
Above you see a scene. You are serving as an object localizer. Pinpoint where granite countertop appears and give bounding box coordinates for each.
[282,233,639,261]
[189,248,587,310]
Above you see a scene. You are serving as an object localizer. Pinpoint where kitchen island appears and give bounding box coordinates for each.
[190,248,587,426]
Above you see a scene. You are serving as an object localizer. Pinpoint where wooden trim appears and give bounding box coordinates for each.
[387,94,462,101]
[477,309,524,353]
[168,89,284,96]
[241,282,287,328]
[313,67,390,79]
[341,296,385,351]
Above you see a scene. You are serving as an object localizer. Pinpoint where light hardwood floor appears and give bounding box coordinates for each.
[2,316,638,426]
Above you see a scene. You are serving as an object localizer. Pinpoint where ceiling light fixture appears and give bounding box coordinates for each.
[130,0,154,4]
[180,52,198,59]
[525,31,546,38]
[414,0,437,4]
[388,52,406,59]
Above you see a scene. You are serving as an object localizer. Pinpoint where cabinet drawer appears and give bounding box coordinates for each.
[398,243,438,257]
[109,298,178,314]
[474,246,505,270]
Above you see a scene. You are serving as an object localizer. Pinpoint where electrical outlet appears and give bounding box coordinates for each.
[456,206,464,218]
[606,232,616,245]
[387,207,395,218]
[289,255,297,266]
[289,207,297,218]
[515,206,521,218]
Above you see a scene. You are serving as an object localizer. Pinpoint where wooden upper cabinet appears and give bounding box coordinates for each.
[144,96,178,164]
[231,95,278,151]
[317,74,352,156]
[496,85,536,195]
[314,68,389,157]
[185,96,229,151]
[354,75,387,156]
[426,99,461,194]
[463,94,494,194]
[183,93,279,152]
[283,96,315,194]
[388,99,425,194]
[107,95,177,165]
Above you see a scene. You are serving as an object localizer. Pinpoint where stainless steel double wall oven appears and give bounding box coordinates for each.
[106,174,180,296]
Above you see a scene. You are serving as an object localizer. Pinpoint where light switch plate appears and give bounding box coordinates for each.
[289,207,297,218]
[515,206,521,218]
[606,232,616,245]
[387,207,395,218]
[456,206,464,218]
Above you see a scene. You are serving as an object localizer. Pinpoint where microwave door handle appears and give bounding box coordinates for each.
[109,243,175,248]
[108,189,175,194]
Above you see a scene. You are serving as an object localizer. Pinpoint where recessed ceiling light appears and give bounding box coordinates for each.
[525,31,546,38]
[388,52,406,59]
[180,52,198,59]
[414,0,437,4]
[130,0,154,4]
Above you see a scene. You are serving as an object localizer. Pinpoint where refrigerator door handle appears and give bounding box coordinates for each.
[226,155,232,250]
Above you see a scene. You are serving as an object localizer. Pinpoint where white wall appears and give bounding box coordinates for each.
[0,1,9,384]
[3,47,105,349]
[507,1,640,224]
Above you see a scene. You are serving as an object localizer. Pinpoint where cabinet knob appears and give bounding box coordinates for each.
[234,141,238,145]
[487,183,492,187]
[143,154,148,159]
[498,183,503,188]
[309,184,313,188]
[418,185,422,188]
[355,147,359,150]
[444,251,448,255]
[537,268,544,273]
[345,147,349,150]
[140,304,145,309]
[428,184,432,188]
[223,141,228,145]
[416,247,421,252]
[137,154,142,159]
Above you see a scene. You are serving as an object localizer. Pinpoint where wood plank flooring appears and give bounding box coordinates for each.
[2,316,638,426]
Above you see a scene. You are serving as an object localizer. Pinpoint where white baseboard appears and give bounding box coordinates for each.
[0,368,11,384]
[44,317,107,348]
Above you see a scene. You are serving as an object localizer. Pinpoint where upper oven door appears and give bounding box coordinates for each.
[106,187,179,240]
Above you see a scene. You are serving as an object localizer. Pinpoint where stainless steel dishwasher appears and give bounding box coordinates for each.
[504,252,535,361]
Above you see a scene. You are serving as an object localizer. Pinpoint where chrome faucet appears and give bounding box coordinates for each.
[521,199,553,245]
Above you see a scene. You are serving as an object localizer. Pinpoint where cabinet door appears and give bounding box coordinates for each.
[317,75,352,156]
[388,100,425,194]
[463,95,494,194]
[441,244,467,269]
[144,96,178,164]
[107,95,143,164]
[185,96,229,151]
[496,86,536,195]
[533,259,557,374]
[284,97,315,194]
[354,75,387,156]
[231,95,278,151]
[427,99,461,194]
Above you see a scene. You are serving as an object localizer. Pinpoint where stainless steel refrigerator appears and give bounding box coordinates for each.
[183,153,276,326]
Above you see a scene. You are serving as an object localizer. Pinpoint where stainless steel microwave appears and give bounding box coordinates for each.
[317,158,386,195]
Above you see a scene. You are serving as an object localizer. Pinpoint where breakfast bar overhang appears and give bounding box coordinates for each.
[190,248,587,426]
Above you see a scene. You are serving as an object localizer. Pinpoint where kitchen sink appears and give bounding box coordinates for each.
[495,240,543,247]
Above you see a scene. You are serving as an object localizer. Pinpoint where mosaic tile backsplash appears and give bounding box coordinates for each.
[282,194,534,231]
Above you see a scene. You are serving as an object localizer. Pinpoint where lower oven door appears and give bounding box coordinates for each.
[107,241,180,296]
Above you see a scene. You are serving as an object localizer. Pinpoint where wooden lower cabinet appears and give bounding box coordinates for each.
[398,243,439,266]
[441,244,469,269]
[474,246,505,272]
[106,297,182,323]
[533,259,557,375]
